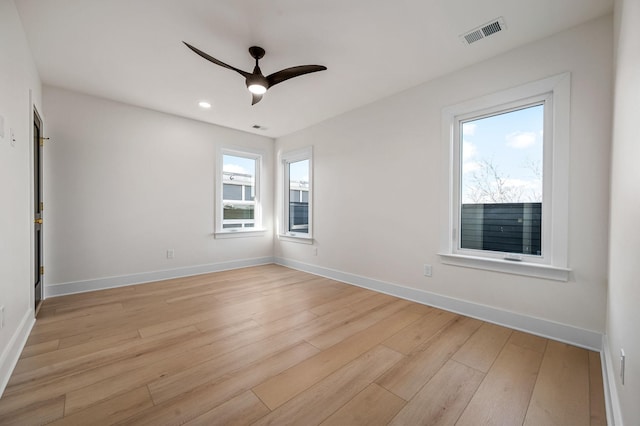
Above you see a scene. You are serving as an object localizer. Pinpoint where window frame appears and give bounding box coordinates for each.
[280,146,313,243]
[215,147,265,238]
[440,73,571,281]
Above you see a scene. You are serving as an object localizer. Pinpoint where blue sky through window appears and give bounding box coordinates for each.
[461,104,544,204]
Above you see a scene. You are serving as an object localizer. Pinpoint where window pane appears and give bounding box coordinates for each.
[223,154,256,200]
[223,204,254,220]
[244,185,255,201]
[460,104,543,255]
[301,190,309,203]
[288,159,309,232]
[223,184,242,200]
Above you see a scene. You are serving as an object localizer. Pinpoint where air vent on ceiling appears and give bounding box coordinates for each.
[461,17,506,45]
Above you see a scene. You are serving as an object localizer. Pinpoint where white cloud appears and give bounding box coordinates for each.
[463,123,477,136]
[462,140,477,161]
[223,164,249,174]
[506,131,537,149]
[463,161,481,174]
[462,141,480,173]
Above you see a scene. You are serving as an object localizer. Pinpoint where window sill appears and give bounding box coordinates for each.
[438,253,570,282]
[278,234,314,244]
[214,229,267,239]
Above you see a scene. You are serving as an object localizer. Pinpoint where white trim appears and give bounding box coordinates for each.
[602,334,623,426]
[214,229,267,239]
[45,257,275,297]
[278,234,314,244]
[275,257,601,351]
[0,309,35,397]
[441,73,571,277]
[439,253,570,281]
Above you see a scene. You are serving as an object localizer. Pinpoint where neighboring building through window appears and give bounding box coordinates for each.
[440,73,570,281]
[216,149,263,235]
[282,147,312,239]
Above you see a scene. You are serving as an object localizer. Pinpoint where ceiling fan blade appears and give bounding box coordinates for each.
[251,92,263,105]
[183,42,250,78]
[266,65,327,87]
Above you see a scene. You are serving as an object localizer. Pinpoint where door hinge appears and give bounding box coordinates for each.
[39,137,50,146]
[40,266,44,275]
[40,202,44,211]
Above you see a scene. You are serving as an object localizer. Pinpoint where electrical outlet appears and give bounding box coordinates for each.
[166,249,174,259]
[0,305,4,329]
[424,264,432,277]
[620,348,626,385]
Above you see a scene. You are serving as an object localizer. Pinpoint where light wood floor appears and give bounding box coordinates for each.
[0,264,606,425]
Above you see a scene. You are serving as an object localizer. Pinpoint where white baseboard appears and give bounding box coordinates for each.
[601,334,623,425]
[0,309,35,397]
[45,256,275,298]
[275,257,603,351]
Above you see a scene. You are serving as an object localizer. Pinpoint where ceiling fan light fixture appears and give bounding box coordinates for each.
[248,83,267,95]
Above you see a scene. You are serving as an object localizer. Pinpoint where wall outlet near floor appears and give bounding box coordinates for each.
[0,305,4,329]
[166,249,175,259]
[620,348,626,385]
[424,264,432,277]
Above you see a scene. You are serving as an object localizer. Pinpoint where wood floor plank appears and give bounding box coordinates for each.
[383,308,457,355]
[389,359,484,426]
[310,288,379,316]
[50,387,153,425]
[145,327,306,405]
[252,345,404,426]
[523,340,591,426]
[118,342,320,425]
[589,351,607,426]
[0,394,65,426]
[19,339,60,359]
[65,321,276,413]
[508,330,548,353]
[452,322,512,372]
[377,316,482,400]
[11,329,140,378]
[456,341,544,426]
[252,307,424,410]
[320,383,406,426]
[183,391,270,426]
[306,299,413,350]
[7,326,197,396]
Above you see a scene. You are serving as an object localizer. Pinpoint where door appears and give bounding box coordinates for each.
[33,108,43,313]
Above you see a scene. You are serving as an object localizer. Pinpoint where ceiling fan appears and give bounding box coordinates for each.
[183,42,327,105]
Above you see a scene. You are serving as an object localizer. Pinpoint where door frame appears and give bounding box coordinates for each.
[33,105,43,315]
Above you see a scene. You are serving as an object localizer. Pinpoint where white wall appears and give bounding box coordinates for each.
[275,16,612,338]
[606,0,640,424]
[0,0,42,394]
[43,87,274,292]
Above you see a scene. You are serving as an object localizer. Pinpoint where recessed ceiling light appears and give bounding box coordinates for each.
[198,101,211,109]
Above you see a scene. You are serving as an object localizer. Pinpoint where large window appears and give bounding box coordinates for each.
[216,149,263,235]
[459,102,544,257]
[441,73,570,281]
[282,147,312,240]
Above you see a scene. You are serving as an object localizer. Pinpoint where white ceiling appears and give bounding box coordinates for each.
[15,0,613,138]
